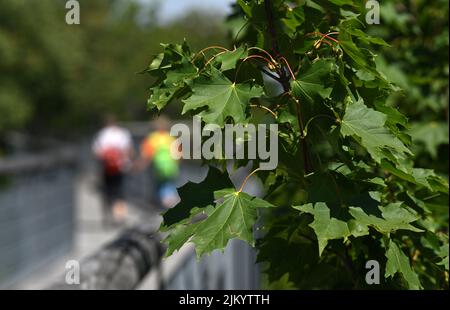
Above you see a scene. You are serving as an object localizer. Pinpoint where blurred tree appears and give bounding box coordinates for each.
[369,0,449,175]
[0,0,81,133]
[0,0,227,144]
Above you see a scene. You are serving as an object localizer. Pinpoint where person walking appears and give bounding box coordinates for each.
[92,115,133,226]
[137,116,180,209]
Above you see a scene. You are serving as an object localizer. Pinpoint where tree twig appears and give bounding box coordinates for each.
[250,104,278,119]
[239,168,262,193]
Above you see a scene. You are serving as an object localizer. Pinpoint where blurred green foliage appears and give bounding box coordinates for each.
[0,0,227,139]
[369,0,449,175]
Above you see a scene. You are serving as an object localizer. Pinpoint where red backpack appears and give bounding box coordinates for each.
[101,148,123,175]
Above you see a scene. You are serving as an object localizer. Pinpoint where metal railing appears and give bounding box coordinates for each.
[153,239,260,290]
[0,147,78,287]
[48,224,164,290]
[1,122,263,289]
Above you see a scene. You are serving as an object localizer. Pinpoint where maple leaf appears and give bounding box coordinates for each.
[191,188,275,257]
[385,240,422,289]
[294,202,350,256]
[340,98,412,163]
[290,59,334,105]
[182,68,264,126]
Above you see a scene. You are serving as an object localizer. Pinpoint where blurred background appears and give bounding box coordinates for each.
[0,0,448,289]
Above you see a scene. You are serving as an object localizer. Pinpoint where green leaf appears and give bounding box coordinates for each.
[437,244,449,271]
[148,86,176,110]
[145,43,198,110]
[337,25,380,73]
[340,98,412,163]
[374,102,411,146]
[147,53,165,72]
[349,203,423,235]
[380,160,449,194]
[385,240,422,289]
[339,35,371,69]
[182,68,264,126]
[282,6,305,37]
[213,46,248,71]
[164,62,198,87]
[343,26,390,47]
[162,166,234,227]
[328,0,354,6]
[305,0,325,12]
[164,206,213,257]
[146,42,192,74]
[161,168,277,257]
[347,219,370,237]
[290,59,334,104]
[295,202,350,256]
[148,84,188,110]
[191,189,275,256]
[237,0,252,17]
[410,121,449,158]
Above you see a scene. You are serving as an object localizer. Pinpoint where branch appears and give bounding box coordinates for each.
[250,104,278,119]
[239,168,262,193]
[294,97,313,173]
[263,0,313,174]
[264,0,289,91]
[264,0,281,58]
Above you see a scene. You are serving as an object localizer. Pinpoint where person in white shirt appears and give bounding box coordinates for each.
[92,115,133,226]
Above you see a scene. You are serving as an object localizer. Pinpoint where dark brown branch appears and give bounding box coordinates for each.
[264,0,281,58]
[263,0,289,89]
[294,98,313,173]
[263,0,313,174]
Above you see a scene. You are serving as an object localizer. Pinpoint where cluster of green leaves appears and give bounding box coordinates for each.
[144,0,448,289]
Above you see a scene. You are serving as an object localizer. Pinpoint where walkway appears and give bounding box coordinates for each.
[11,171,161,289]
